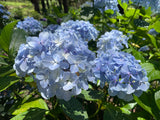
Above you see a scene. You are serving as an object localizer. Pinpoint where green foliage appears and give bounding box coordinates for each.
[11,108,47,120]
[77,89,104,101]
[13,7,23,20]
[120,103,137,115]
[141,63,160,82]
[59,97,88,120]
[12,98,48,115]
[155,90,160,110]
[0,76,19,92]
[11,99,48,120]
[134,92,160,119]
[150,21,160,33]
[0,21,18,53]
[9,29,26,58]
[0,0,160,120]
[30,11,42,20]
[0,57,8,65]
[103,103,131,120]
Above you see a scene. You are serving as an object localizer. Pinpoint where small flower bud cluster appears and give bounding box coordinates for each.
[17,17,43,35]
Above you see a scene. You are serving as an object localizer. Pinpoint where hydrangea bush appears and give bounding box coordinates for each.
[0,0,160,119]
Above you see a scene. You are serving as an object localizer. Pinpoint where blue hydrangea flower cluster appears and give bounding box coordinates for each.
[0,4,10,20]
[97,30,129,55]
[94,0,119,13]
[148,29,159,36]
[92,50,150,101]
[17,17,43,35]
[14,20,98,101]
[92,30,150,101]
[138,45,150,52]
[43,24,59,33]
[57,20,99,41]
[122,0,160,15]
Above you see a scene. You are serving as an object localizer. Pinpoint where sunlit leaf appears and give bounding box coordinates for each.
[12,99,49,115]
[120,103,137,115]
[11,108,47,120]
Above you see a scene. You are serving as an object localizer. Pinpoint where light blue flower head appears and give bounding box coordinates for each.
[94,0,119,13]
[17,17,43,35]
[58,20,99,41]
[92,50,150,101]
[97,30,129,55]
[14,30,96,101]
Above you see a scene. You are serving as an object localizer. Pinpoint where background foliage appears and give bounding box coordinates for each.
[0,0,160,120]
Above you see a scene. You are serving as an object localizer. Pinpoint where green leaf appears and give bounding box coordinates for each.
[125,9,140,18]
[133,92,160,119]
[21,94,33,104]
[0,76,19,92]
[77,89,104,101]
[155,90,160,110]
[133,95,154,117]
[141,62,160,82]
[120,103,137,115]
[137,117,146,120]
[151,21,160,33]
[0,57,8,65]
[144,7,152,16]
[118,0,128,11]
[104,9,114,16]
[141,63,155,74]
[12,99,49,115]
[103,104,130,120]
[0,54,8,58]
[0,69,15,77]
[147,34,157,49]
[25,76,34,83]
[9,29,26,57]
[132,49,145,63]
[148,70,160,82]
[11,108,47,120]
[0,21,18,53]
[59,97,88,120]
